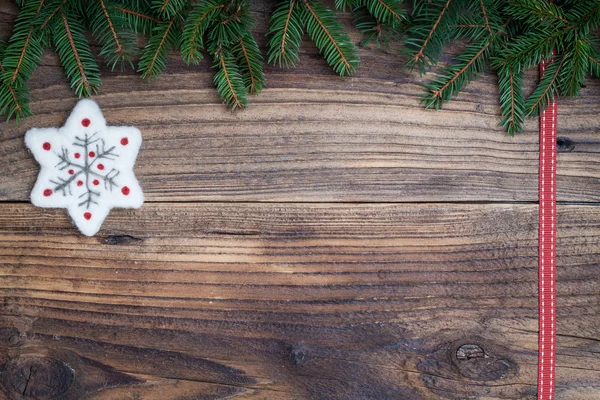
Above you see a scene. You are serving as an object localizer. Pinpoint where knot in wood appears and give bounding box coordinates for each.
[289,344,307,367]
[451,339,517,381]
[556,137,575,152]
[3,356,74,399]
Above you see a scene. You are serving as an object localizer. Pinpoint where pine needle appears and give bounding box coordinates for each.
[267,0,304,68]
[301,0,359,76]
[152,0,188,19]
[497,64,525,135]
[1,0,45,85]
[53,10,101,97]
[233,31,264,94]
[0,42,31,121]
[89,0,138,70]
[181,0,225,65]
[525,55,564,116]
[138,15,181,79]
[213,49,248,110]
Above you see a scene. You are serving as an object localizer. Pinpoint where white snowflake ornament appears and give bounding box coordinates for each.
[25,99,144,236]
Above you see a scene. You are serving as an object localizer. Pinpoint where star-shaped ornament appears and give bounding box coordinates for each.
[25,99,144,236]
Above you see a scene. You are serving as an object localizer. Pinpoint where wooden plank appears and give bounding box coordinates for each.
[0,203,598,399]
[1,2,599,203]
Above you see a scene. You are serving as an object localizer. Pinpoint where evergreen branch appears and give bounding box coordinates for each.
[234,32,264,94]
[2,0,46,85]
[364,0,406,26]
[497,64,525,135]
[449,13,487,41]
[267,0,304,68]
[115,6,160,23]
[354,8,402,49]
[301,0,359,76]
[422,38,492,109]
[588,51,600,77]
[115,1,160,35]
[213,49,247,110]
[505,0,568,25]
[152,0,187,19]
[181,0,225,65]
[0,42,31,121]
[559,38,590,97]
[39,0,69,30]
[525,55,564,116]
[53,10,101,96]
[496,28,560,69]
[138,15,180,79]
[479,0,494,37]
[410,0,452,65]
[90,0,138,70]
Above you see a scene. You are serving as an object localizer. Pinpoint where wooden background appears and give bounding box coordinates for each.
[1,1,600,399]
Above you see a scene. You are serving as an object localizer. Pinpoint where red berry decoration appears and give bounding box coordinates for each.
[68,169,74,175]
[93,179,99,186]
[82,118,91,127]
[43,142,51,151]
[77,180,83,186]
[89,151,95,157]
[120,137,129,146]
[84,212,92,220]
[43,189,52,197]
[121,186,130,195]
[74,152,81,158]
[97,164,104,170]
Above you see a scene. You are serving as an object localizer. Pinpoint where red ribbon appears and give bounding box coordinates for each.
[537,58,557,400]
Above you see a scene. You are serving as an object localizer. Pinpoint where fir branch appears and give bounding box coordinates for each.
[267,0,304,68]
[152,0,187,19]
[181,0,225,65]
[213,49,247,110]
[115,1,160,35]
[89,0,138,70]
[0,42,31,121]
[402,0,461,74]
[233,31,264,94]
[559,38,590,97]
[354,8,402,49]
[301,0,359,76]
[1,0,46,85]
[449,13,487,41]
[479,0,494,37]
[138,15,181,79]
[38,0,69,31]
[364,0,406,26]
[588,50,600,77]
[53,10,101,97]
[497,28,560,69]
[525,55,565,116]
[422,38,492,109]
[505,0,568,26]
[497,64,524,135]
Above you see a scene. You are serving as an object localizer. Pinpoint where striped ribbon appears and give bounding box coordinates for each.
[537,58,557,400]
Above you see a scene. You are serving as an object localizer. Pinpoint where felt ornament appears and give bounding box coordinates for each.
[25,100,144,236]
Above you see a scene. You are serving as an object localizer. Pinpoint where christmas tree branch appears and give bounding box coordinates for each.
[39,0,69,30]
[525,55,564,116]
[406,0,454,71]
[139,15,179,78]
[267,0,304,67]
[498,64,525,135]
[114,6,160,23]
[302,0,358,76]
[181,0,224,65]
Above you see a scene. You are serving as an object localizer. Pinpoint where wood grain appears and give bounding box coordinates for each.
[0,1,599,203]
[0,203,599,399]
[1,1,599,399]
